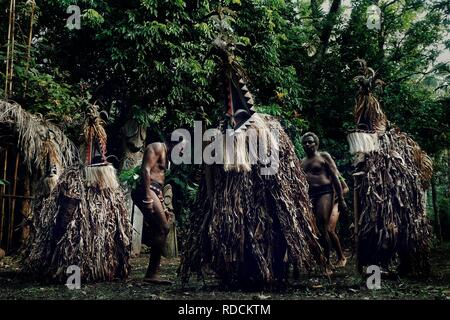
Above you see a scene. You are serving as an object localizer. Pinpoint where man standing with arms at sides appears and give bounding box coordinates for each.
[131,139,179,284]
[301,132,348,275]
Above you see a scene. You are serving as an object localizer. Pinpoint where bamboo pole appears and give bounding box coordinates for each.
[0,194,34,200]
[447,149,449,197]
[353,180,361,273]
[9,0,16,97]
[0,149,8,248]
[4,0,13,97]
[4,0,16,98]
[8,0,16,97]
[23,0,36,95]
[20,172,31,245]
[7,152,19,252]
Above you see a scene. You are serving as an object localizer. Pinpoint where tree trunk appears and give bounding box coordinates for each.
[431,176,442,244]
[317,0,342,59]
[119,119,147,256]
[310,0,342,101]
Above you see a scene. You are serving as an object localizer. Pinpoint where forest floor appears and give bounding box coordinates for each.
[1,243,449,300]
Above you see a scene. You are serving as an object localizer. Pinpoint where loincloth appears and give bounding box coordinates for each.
[308,184,333,200]
[132,181,173,225]
[149,181,163,196]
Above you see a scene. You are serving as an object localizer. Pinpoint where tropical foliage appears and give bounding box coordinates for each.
[1,0,449,236]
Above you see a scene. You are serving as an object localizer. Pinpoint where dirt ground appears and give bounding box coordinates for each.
[1,244,449,300]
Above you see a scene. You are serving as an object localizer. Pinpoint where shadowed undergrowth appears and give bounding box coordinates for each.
[0,244,449,300]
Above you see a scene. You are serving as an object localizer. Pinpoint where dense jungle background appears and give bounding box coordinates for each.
[0,0,449,299]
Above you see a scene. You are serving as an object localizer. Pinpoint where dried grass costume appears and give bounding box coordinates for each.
[348,60,433,276]
[180,49,324,287]
[24,106,131,282]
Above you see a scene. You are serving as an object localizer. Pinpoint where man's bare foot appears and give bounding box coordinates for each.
[335,256,347,268]
[143,276,173,285]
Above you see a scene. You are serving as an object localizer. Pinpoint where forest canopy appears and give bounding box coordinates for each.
[1,0,449,235]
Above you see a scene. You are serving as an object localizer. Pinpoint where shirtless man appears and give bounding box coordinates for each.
[131,141,175,284]
[301,132,348,274]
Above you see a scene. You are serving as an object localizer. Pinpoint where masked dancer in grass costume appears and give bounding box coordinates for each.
[179,7,325,288]
[347,59,433,276]
[24,105,131,282]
